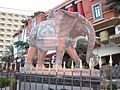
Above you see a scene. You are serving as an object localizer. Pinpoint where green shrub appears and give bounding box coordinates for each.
[0,76,10,88]
[13,80,17,90]
[107,82,117,90]
[0,75,17,90]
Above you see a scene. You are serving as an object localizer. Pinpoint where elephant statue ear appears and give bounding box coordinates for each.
[54,9,77,36]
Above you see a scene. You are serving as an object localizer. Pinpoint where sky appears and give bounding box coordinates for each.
[0,0,65,15]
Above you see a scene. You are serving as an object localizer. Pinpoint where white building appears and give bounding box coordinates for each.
[0,10,29,58]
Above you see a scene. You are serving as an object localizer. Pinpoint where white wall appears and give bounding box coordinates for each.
[93,45,120,57]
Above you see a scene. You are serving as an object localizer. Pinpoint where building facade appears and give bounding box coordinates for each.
[0,11,29,58]
[14,0,120,65]
[82,0,120,65]
[13,25,29,58]
[13,11,45,58]
[48,0,120,65]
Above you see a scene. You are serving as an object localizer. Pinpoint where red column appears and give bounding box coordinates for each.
[68,6,75,12]
[77,2,85,16]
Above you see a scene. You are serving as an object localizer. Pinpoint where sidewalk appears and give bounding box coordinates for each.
[17,82,94,90]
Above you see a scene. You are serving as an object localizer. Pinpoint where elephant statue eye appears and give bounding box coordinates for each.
[32,31,36,34]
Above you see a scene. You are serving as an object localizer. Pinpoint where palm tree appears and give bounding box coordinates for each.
[1,45,14,70]
[105,0,120,15]
[14,41,29,55]
[1,45,14,62]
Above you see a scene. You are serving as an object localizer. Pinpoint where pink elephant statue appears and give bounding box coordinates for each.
[26,9,96,69]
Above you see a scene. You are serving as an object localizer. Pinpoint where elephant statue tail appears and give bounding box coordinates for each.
[86,21,96,64]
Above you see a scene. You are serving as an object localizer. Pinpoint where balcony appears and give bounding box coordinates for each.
[0,21,5,24]
[5,38,11,40]
[13,22,19,25]
[94,17,120,32]
[0,37,4,40]
[110,34,120,45]
[0,26,5,29]
[0,43,4,45]
[6,22,12,24]
[0,16,6,18]
[0,54,2,57]
[0,48,3,51]
[7,16,13,19]
[6,32,11,35]
[103,10,117,20]
[14,17,19,20]
[0,32,5,34]
[5,43,11,46]
[20,23,24,25]
[6,27,12,30]
[13,28,19,30]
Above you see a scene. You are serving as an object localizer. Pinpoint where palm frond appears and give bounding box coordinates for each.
[105,2,116,10]
[115,3,120,11]
[105,0,116,5]
[24,42,29,49]
[7,45,14,55]
[1,45,14,62]
[105,0,120,15]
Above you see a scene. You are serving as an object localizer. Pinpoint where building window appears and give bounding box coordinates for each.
[115,25,120,34]
[117,27,120,34]
[92,2,102,20]
[32,18,36,28]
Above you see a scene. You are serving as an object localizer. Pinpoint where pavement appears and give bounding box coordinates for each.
[2,78,120,90]
[17,82,94,90]
[2,82,120,90]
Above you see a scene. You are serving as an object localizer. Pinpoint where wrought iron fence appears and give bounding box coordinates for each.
[0,55,119,90]
[0,69,101,90]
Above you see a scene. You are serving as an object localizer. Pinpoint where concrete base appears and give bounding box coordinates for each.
[21,68,100,77]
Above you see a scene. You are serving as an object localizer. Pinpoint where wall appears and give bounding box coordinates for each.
[28,12,45,33]
[82,0,117,24]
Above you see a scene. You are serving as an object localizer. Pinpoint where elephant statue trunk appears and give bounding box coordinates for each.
[86,21,96,64]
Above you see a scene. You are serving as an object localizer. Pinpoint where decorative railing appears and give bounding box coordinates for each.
[0,55,119,90]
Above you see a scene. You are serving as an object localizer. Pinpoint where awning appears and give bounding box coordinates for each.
[46,50,56,58]
[93,45,120,57]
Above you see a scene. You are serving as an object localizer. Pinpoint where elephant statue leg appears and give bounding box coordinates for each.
[55,40,66,69]
[66,45,81,68]
[38,49,47,69]
[25,47,37,71]
[26,47,37,63]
